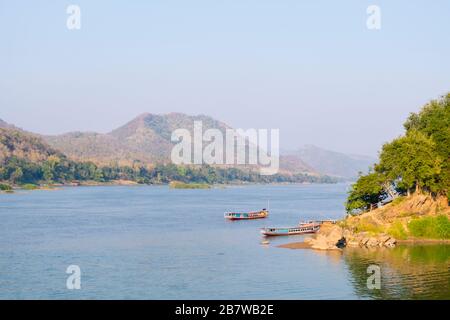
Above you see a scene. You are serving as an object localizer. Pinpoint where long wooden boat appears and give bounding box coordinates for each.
[224,209,268,220]
[260,222,320,236]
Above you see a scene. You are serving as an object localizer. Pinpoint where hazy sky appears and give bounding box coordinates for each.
[1,1,449,156]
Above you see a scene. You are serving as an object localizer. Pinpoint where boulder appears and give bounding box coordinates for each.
[307,225,346,250]
[385,238,397,247]
[306,224,398,250]
[325,226,344,243]
[379,235,391,244]
[309,233,342,251]
[366,238,379,247]
[360,238,370,246]
[343,229,354,239]
[310,236,329,250]
[347,240,360,247]
[336,237,346,248]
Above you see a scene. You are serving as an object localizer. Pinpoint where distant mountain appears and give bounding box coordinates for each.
[0,124,334,185]
[278,154,316,175]
[284,145,376,179]
[44,113,232,166]
[43,113,317,174]
[2,115,370,178]
[0,118,20,130]
[43,113,372,177]
[0,127,65,165]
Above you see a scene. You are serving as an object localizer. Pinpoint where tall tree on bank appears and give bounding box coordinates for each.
[404,93,450,194]
[376,130,442,195]
[346,93,449,214]
[345,171,387,213]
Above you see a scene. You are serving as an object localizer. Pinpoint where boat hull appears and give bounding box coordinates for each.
[260,224,320,236]
[226,216,267,220]
[224,210,268,220]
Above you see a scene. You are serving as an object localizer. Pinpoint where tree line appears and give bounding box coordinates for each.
[346,93,450,214]
[0,155,336,186]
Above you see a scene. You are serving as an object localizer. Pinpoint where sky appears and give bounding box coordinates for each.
[0,0,449,156]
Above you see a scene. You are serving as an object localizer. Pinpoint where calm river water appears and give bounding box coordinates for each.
[0,184,448,299]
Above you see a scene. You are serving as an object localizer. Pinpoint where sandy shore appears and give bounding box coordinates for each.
[278,238,450,250]
[277,241,312,249]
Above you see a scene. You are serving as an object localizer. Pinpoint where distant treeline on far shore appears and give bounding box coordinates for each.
[0,159,337,187]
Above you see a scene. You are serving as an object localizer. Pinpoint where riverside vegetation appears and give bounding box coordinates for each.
[169,181,211,189]
[0,127,336,192]
[346,93,449,213]
[301,94,450,250]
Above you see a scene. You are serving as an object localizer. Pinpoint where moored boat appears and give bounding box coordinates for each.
[224,209,268,220]
[260,222,320,236]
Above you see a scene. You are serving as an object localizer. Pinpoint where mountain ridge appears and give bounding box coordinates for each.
[283,144,376,179]
[1,114,373,178]
[43,113,234,166]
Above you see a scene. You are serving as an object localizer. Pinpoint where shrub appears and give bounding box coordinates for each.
[0,183,12,191]
[387,221,408,240]
[408,215,450,239]
[169,181,211,189]
[391,196,406,206]
[21,183,38,190]
[354,219,384,235]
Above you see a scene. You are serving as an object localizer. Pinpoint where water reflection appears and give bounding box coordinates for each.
[343,244,450,299]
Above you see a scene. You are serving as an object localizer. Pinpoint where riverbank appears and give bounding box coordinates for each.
[279,194,450,251]
[169,181,211,189]
[0,180,341,194]
[0,180,141,193]
[278,226,450,251]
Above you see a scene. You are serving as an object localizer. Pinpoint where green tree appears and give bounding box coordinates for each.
[10,167,23,184]
[377,130,442,194]
[346,171,388,214]
[404,93,449,195]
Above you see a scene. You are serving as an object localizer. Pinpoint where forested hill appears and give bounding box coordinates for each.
[43,112,232,166]
[0,125,336,186]
[0,118,20,130]
[0,127,76,184]
[0,128,65,163]
[1,113,371,179]
[346,93,450,214]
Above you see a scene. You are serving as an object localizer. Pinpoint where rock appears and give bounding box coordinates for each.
[360,238,369,246]
[347,240,360,247]
[336,237,346,248]
[343,229,354,239]
[309,233,342,250]
[379,235,391,244]
[328,227,344,241]
[343,229,359,244]
[308,225,398,251]
[366,238,379,247]
[385,238,397,247]
[310,236,329,250]
[307,225,345,250]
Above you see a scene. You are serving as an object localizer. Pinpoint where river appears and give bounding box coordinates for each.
[0,184,448,299]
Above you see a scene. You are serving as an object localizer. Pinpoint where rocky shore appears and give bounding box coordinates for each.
[279,194,450,251]
[279,223,397,251]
